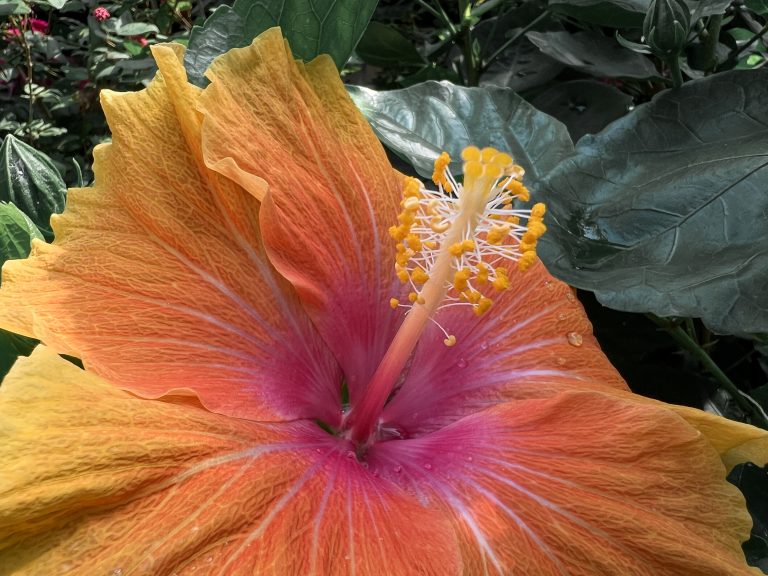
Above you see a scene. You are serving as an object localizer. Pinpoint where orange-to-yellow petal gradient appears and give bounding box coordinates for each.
[0,43,343,425]
[0,348,459,576]
[1,348,763,575]
[198,29,404,407]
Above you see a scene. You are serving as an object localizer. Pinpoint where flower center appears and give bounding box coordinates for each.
[343,146,546,449]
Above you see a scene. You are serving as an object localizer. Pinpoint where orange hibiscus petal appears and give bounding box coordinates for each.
[0,44,341,423]
[198,29,403,404]
[0,348,460,575]
[371,390,761,575]
[383,261,628,434]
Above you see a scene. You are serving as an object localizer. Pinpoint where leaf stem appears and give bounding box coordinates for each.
[702,14,723,72]
[668,55,684,87]
[648,314,768,428]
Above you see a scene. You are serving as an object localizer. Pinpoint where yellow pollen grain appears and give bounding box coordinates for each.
[454,268,472,292]
[461,239,475,251]
[408,291,419,303]
[411,267,429,284]
[406,234,422,251]
[397,269,410,283]
[531,203,546,218]
[518,251,537,271]
[474,296,493,316]
[389,298,399,309]
[444,335,457,347]
[449,243,464,256]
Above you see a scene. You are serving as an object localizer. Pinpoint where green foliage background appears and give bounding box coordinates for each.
[2,0,767,570]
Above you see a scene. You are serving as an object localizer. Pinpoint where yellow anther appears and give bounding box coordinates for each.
[528,221,547,238]
[411,267,429,284]
[522,231,540,245]
[390,298,400,309]
[444,335,457,347]
[519,242,536,253]
[390,225,409,241]
[406,233,422,251]
[492,271,510,291]
[397,269,410,283]
[476,262,489,284]
[424,241,437,249]
[481,147,499,162]
[430,218,450,233]
[506,215,520,225]
[461,239,475,252]
[461,146,481,162]
[531,203,546,218]
[403,196,420,211]
[397,211,415,226]
[487,223,511,245]
[403,177,422,198]
[408,291,419,303]
[518,250,538,271]
[454,268,472,292]
[449,243,464,256]
[504,179,529,201]
[474,296,493,316]
[466,289,482,304]
[432,151,454,193]
[427,199,439,214]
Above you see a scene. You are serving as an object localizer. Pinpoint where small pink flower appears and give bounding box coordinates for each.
[92,6,110,21]
[28,18,48,34]
[131,35,148,48]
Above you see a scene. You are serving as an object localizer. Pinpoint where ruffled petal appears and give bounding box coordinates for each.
[371,390,761,575]
[0,44,341,423]
[198,28,403,403]
[0,348,459,575]
[383,261,627,434]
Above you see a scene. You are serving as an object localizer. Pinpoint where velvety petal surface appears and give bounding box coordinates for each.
[0,44,341,423]
[198,29,403,404]
[0,348,460,576]
[3,349,760,576]
[383,260,628,435]
[372,390,762,575]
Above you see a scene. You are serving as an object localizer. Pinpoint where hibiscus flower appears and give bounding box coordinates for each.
[0,28,766,575]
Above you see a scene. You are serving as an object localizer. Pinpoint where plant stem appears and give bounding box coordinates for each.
[668,55,684,87]
[648,314,768,428]
[702,14,723,72]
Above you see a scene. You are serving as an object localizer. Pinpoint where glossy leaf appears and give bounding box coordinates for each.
[356,22,425,68]
[0,203,41,382]
[347,81,574,181]
[526,31,659,79]
[536,69,768,335]
[0,202,43,269]
[481,38,564,93]
[531,79,633,142]
[0,135,66,240]
[184,0,378,86]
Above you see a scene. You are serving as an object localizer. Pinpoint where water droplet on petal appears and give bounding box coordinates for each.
[557,312,567,321]
[315,448,323,454]
[566,291,576,302]
[480,341,489,351]
[111,569,123,576]
[466,456,474,462]
[394,465,403,473]
[544,281,555,291]
[423,463,433,470]
[567,332,583,347]
[556,357,567,366]
[345,450,355,459]
[457,358,468,369]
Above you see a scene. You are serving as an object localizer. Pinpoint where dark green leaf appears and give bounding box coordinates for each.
[526,31,659,78]
[481,38,564,93]
[184,0,378,87]
[0,135,66,240]
[355,22,425,68]
[746,0,768,14]
[0,328,37,383]
[548,0,730,27]
[0,202,43,267]
[116,22,160,36]
[537,69,768,335]
[0,0,30,16]
[531,79,633,142]
[347,81,573,182]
